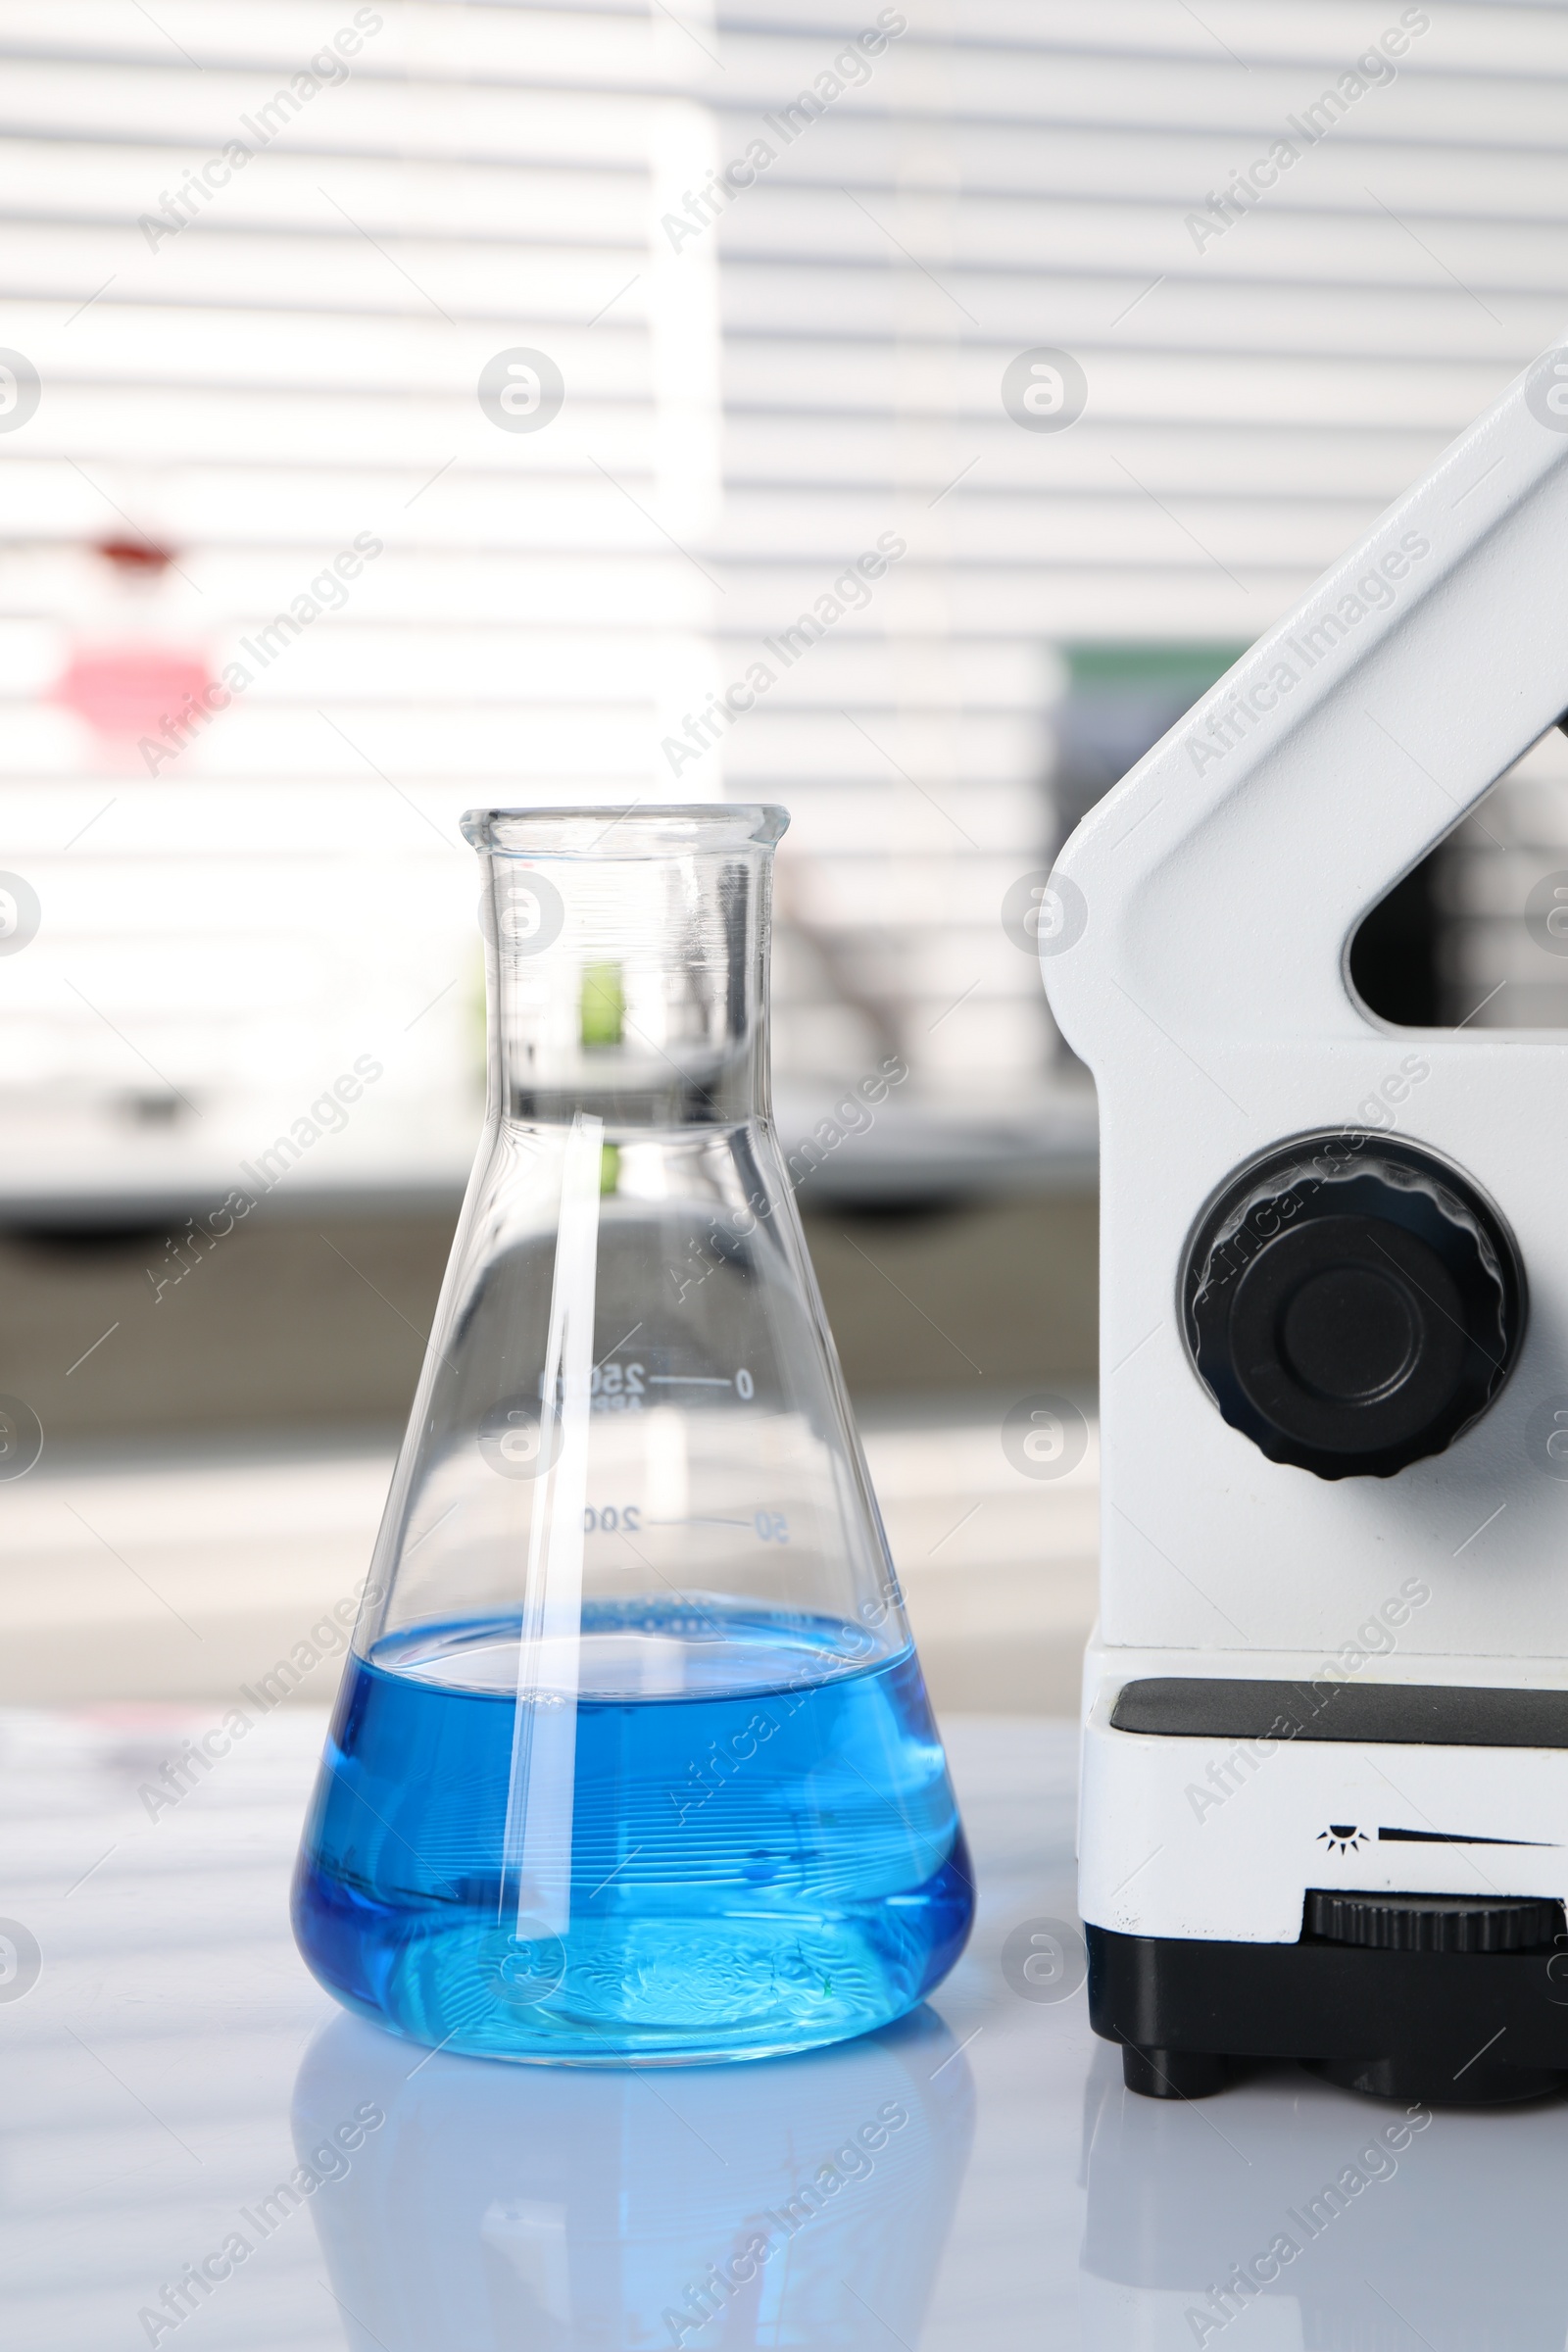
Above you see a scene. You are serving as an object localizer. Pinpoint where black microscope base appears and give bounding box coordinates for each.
[1088,1925,1568,2105]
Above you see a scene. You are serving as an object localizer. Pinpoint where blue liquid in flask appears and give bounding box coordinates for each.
[293,1603,973,2065]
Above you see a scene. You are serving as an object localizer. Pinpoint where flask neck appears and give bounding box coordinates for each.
[467,807,786,1130]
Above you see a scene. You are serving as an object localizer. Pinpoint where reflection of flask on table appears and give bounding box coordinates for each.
[293,806,973,2064]
[1078,2045,1568,2349]
[293,1963,975,2348]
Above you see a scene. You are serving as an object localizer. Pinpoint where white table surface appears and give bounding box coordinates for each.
[5,1705,1565,2351]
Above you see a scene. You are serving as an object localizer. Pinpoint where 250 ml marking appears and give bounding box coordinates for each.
[539,1364,755,1412]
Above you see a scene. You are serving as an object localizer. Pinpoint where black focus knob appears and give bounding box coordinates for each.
[1183,1135,1525,1480]
[1305,1889,1561,1953]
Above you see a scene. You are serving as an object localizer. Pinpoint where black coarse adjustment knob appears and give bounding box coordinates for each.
[1305,1889,1563,1953]
[1183,1135,1525,1480]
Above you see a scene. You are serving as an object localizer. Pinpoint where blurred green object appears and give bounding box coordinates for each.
[579,959,624,1047]
[1054,640,1248,839]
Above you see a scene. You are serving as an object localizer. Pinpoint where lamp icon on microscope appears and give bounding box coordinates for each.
[1316,1825,1369,1855]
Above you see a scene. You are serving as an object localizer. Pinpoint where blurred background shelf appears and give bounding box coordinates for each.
[0,1074,1099,1225]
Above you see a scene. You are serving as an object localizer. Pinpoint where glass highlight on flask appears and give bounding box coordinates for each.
[292,806,974,2064]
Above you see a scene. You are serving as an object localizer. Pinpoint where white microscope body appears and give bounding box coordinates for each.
[1045,340,1568,2101]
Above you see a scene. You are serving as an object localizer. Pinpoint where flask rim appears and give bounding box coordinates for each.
[462,804,789,858]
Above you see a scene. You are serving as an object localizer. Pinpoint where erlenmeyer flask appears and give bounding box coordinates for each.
[292,804,973,2065]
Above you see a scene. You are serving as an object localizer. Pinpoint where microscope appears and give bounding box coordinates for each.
[1045,338,1568,2102]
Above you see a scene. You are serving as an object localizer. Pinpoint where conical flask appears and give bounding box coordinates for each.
[292,804,974,2064]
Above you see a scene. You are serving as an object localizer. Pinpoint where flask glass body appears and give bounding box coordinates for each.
[292,805,974,2064]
